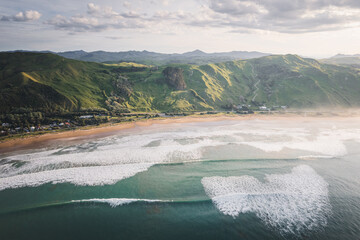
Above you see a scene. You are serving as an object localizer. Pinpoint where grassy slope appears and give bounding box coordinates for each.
[0,52,114,113]
[1,52,360,114]
[124,54,360,111]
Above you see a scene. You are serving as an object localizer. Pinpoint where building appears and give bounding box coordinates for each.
[79,115,94,119]
[259,106,267,110]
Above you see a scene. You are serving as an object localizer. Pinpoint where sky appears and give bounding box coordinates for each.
[1,0,360,58]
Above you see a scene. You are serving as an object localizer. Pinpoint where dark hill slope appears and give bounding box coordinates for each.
[0,52,114,113]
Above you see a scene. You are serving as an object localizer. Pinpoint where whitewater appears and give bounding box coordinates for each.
[0,118,360,239]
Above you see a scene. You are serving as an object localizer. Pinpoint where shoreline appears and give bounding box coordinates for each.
[1,112,360,154]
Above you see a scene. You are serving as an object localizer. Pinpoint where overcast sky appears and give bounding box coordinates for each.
[1,0,360,58]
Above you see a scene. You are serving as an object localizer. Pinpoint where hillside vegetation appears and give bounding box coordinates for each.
[1,52,360,114]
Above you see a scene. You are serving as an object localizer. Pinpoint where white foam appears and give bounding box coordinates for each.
[0,163,152,191]
[71,198,169,207]
[228,124,360,157]
[239,132,348,156]
[297,155,335,160]
[201,165,331,234]
[2,120,360,191]
[0,128,228,190]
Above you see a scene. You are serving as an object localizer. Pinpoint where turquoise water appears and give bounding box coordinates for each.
[0,119,359,239]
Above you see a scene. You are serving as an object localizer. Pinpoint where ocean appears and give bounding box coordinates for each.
[0,118,359,239]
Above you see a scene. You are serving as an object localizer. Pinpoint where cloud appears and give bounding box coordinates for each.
[87,3,120,18]
[121,11,141,18]
[162,0,169,6]
[105,36,130,40]
[45,15,106,32]
[1,10,41,22]
[209,0,267,16]
[44,1,360,34]
[203,0,360,33]
[45,2,148,32]
[46,15,147,32]
[123,2,131,8]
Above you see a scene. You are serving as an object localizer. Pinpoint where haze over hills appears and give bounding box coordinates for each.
[321,54,360,68]
[1,52,360,115]
[56,49,271,65]
[330,54,360,59]
[5,49,271,66]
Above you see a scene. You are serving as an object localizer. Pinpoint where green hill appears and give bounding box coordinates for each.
[1,52,360,114]
[0,52,115,113]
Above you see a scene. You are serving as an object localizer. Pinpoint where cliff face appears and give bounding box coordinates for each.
[162,67,187,90]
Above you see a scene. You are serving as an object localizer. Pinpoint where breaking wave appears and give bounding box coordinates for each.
[0,163,152,191]
[1,120,360,191]
[71,198,171,207]
[201,165,331,234]
[0,129,228,191]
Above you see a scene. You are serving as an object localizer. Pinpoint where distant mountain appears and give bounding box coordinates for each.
[330,54,360,59]
[182,49,207,56]
[322,54,360,67]
[58,50,88,59]
[1,52,360,114]
[55,49,271,65]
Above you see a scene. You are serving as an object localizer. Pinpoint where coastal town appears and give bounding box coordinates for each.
[0,105,289,140]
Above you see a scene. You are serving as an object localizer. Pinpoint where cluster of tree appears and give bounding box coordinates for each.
[0,112,45,128]
[75,116,109,126]
[112,66,148,73]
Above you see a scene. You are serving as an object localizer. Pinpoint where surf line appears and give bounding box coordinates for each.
[0,198,212,215]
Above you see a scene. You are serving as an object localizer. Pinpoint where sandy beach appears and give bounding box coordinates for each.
[1,112,360,154]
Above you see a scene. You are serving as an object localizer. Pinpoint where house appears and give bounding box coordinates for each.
[79,115,94,119]
[259,106,267,110]
[236,105,245,110]
[2,123,10,127]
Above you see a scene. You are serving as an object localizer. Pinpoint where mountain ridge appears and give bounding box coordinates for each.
[3,49,271,65]
[56,49,271,65]
[1,52,360,114]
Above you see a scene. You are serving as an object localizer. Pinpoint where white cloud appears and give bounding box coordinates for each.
[45,2,150,32]
[123,1,131,8]
[45,15,104,32]
[21,1,360,35]
[1,10,41,22]
[204,0,360,33]
[210,0,267,16]
[87,3,120,18]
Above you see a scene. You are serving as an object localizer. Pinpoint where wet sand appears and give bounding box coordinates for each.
[1,112,359,154]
